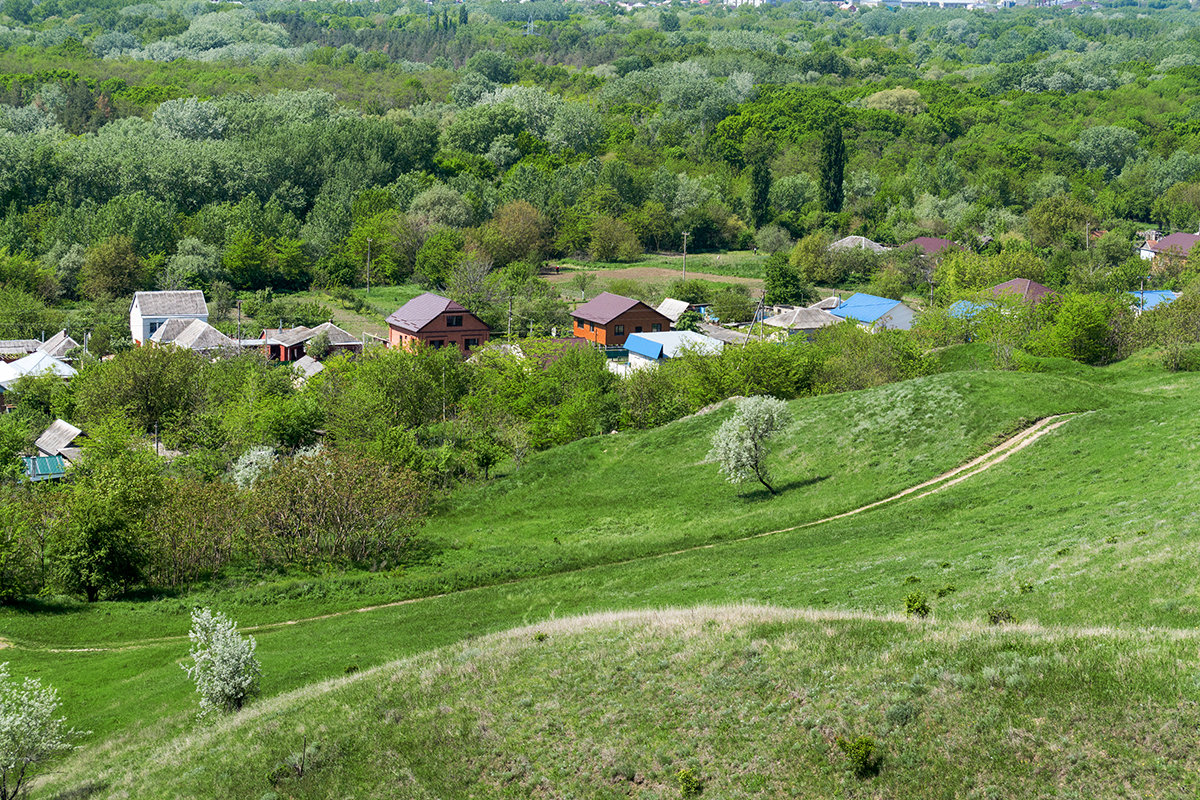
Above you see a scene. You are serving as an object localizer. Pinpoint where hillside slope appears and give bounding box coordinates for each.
[55,606,1200,799]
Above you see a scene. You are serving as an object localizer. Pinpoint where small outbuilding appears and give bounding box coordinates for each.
[150,318,236,354]
[990,278,1057,305]
[35,418,84,463]
[655,297,693,327]
[1129,290,1178,313]
[624,330,723,368]
[762,306,842,336]
[829,235,888,254]
[903,237,959,258]
[830,293,916,331]
[263,322,363,362]
[572,292,670,347]
[386,293,490,355]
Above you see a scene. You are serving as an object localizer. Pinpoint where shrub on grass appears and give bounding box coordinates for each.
[936,584,957,598]
[182,607,261,717]
[676,767,703,797]
[0,663,85,800]
[987,608,1016,626]
[905,592,930,618]
[836,735,881,778]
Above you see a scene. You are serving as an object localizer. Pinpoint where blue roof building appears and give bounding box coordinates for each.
[1129,290,1177,313]
[830,293,917,331]
[947,300,990,320]
[22,454,66,482]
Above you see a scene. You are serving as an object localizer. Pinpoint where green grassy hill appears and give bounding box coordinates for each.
[48,606,1200,799]
[15,356,1200,798]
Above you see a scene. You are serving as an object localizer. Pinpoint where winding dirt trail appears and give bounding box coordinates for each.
[22,413,1083,654]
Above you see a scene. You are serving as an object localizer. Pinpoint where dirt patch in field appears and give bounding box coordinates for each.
[546,266,763,290]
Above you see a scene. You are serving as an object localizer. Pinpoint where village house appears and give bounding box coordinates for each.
[829,235,889,254]
[0,352,77,412]
[990,278,1057,305]
[830,293,916,331]
[1139,232,1200,265]
[762,305,843,337]
[571,292,671,348]
[624,330,724,370]
[35,418,84,464]
[0,330,82,363]
[262,322,363,362]
[903,237,959,258]
[386,293,490,355]
[129,291,209,345]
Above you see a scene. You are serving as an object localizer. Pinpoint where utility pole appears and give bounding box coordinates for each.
[507,296,513,339]
[366,237,373,296]
[682,231,690,281]
[236,300,242,343]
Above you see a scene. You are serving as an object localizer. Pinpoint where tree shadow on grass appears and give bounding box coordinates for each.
[50,782,109,799]
[738,474,831,503]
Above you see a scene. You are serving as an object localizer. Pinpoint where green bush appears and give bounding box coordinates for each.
[905,592,930,618]
[987,608,1016,625]
[836,735,881,778]
[676,767,703,797]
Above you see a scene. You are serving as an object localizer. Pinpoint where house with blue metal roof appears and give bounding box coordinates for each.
[624,331,723,370]
[1129,290,1177,314]
[830,293,916,331]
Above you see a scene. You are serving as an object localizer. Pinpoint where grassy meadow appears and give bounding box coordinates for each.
[11,352,1200,797]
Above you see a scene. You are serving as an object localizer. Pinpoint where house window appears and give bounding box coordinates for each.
[447,315,463,327]
[614,324,624,335]
[589,323,595,331]
[148,321,161,336]
[651,323,662,332]
[429,340,445,349]
[465,338,480,348]
[635,326,643,333]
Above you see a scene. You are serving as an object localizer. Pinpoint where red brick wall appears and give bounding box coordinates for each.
[572,307,670,347]
[389,311,490,355]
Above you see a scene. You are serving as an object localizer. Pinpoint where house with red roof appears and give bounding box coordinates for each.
[386,293,490,355]
[903,237,960,258]
[989,279,1057,305]
[571,292,670,347]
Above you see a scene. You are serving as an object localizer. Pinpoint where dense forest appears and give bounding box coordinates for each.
[6,0,1200,601]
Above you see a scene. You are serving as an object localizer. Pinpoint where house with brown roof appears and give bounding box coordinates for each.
[1140,232,1200,264]
[989,279,1057,305]
[386,293,490,355]
[903,237,959,258]
[262,322,363,362]
[571,292,670,347]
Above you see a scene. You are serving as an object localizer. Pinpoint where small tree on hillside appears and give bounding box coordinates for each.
[182,607,261,717]
[0,663,85,800]
[706,395,792,495]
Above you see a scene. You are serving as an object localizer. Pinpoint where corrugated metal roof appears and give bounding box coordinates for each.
[571,292,643,325]
[809,296,840,310]
[1130,290,1178,311]
[0,351,77,388]
[37,330,80,359]
[35,419,82,458]
[656,298,691,323]
[386,293,468,333]
[131,290,208,317]
[829,235,888,253]
[762,307,841,330]
[312,321,361,346]
[1144,233,1200,255]
[0,339,41,357]
[625,331,724,360]
[23,454,65,481]
[830,293,903,324]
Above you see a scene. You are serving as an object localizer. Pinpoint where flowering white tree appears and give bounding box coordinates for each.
[706,396,793,495]
[182,608,261,717]
[0,663,84,800]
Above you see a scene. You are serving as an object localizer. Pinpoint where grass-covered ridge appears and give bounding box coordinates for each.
[56,606,1200,799]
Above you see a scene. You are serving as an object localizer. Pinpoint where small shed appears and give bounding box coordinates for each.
[35,419,84,463]
[22,454,66,482]
[292,355,325,385]
[624,331,723,371]
[830,293,916,331]
[37,330,81,360]
[655,297,692,326]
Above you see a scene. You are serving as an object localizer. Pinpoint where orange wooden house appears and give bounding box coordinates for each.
[571,292,670,348]
[386,293,490,355]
